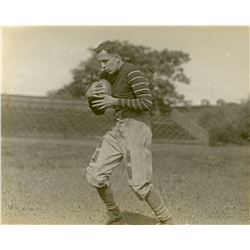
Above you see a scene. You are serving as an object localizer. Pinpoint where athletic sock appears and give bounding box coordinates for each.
[96,185,121,217]
[145,187,172,222]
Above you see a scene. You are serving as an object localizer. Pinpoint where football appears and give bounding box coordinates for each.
[87,79,112,116]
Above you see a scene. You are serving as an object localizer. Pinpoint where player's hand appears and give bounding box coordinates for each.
[91,95,117,110]
[85,81,105,97]
[92,85,106,97]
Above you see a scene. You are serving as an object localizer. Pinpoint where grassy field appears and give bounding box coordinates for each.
[1,137,249,225]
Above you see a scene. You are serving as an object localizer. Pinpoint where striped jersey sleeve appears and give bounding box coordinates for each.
[116,69,153,111]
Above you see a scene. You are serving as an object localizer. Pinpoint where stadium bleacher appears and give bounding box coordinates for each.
[2,94,207,144]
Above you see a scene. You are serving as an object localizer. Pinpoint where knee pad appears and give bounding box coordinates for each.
[130,183,153,201]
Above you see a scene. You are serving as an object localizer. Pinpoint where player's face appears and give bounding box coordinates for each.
[97,50,120,75]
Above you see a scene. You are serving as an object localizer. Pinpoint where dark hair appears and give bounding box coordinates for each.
[94,40,120,54]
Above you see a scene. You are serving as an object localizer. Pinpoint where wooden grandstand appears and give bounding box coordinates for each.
[1,94,209,145]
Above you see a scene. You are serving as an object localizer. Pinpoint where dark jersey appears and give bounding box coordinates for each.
[100,62,153,127]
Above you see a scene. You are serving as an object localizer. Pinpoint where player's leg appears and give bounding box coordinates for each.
[130,183,174,224]
[145,185,174,224]
[121,119,174,224]
[86,127,123,224]
[96,185,122,224]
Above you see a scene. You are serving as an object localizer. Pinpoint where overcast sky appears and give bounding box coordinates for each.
[2,26,249,104]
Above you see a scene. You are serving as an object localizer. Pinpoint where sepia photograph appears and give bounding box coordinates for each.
[1,26,249,225]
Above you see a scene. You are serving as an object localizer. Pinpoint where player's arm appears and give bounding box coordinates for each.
[116,70,153,111]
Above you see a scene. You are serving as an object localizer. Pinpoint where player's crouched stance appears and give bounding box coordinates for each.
[84,40,175,225]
